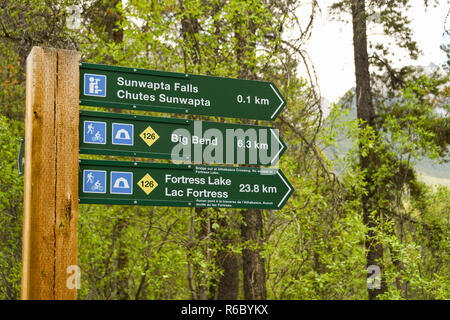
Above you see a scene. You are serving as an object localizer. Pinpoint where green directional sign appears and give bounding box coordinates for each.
[78,159,293,210]
[80,63,286,121]
[80,110,286,166]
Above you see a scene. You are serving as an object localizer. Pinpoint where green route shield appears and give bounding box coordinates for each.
[79,110,286,166]
[80,63,286,121]
[78,159,294,210]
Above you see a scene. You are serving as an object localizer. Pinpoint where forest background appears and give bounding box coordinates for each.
[0,0,449,300]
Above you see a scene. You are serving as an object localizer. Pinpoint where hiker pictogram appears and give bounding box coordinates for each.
[83,170,106,194]
[84,121,106,145]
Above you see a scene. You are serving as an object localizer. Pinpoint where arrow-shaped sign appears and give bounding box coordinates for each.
[78,159,294,210]
[80,63,286,121]
[79,110,286,166]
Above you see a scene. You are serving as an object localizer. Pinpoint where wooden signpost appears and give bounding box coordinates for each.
[21,47,292,300]
[22,47,80,300]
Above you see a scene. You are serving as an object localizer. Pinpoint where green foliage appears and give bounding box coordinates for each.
[0,45,25,120]
[322,78,449,299]
[0,0,78,58]
[77,205,191,299]
[0,0,448,300]
[0,116,24,299]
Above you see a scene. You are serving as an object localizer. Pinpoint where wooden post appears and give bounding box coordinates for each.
[21,46,81,300]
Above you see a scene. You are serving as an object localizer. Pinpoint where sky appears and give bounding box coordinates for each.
[296,0,450,104]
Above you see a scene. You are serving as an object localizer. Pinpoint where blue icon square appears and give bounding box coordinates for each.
[110,171,133,195]
[112,123,134,146]
[83,170,107,194]
[84,73,107,97]
[84,121,107,144]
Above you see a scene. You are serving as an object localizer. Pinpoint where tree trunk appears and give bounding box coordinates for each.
[214,216,239,300]
[215,250,240,299]
[180,8,241,299]
[351,0,387,300]
[234,7,267,299]
[196,208,209,300]
[241,209,267,300]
